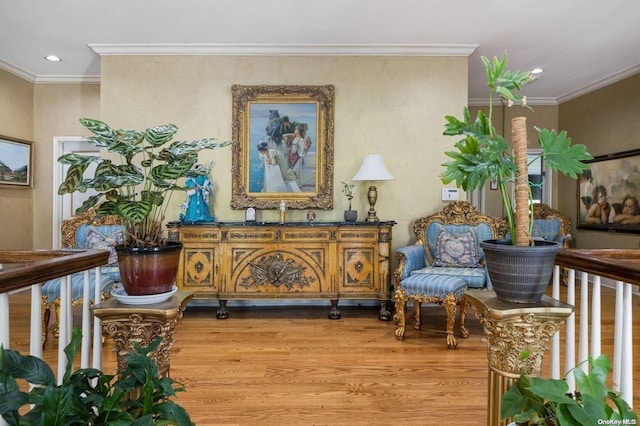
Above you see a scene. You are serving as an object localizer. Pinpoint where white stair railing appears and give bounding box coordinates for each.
[550,248,638,408]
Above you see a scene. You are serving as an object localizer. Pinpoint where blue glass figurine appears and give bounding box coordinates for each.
[180,163,215,223]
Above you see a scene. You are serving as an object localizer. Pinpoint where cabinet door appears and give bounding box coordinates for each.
[181,246,218,293]
[227,243,327,294]
[178,227,220,296]
[338,243,376,293]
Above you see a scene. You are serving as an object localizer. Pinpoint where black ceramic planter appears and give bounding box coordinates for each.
[480,239,562,304]
[344,210,357,223]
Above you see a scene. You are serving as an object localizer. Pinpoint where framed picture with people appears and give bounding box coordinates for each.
[577,148,640,233]
[230,84,335,210]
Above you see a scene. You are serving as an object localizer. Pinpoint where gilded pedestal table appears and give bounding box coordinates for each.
[463,289,573,426]
[92,291,193,377]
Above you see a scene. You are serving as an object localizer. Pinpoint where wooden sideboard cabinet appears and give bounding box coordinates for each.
[175,221,395,320]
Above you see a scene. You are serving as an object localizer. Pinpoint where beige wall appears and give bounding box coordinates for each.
[99,55,469,251]
[0,70,34,249]
[32,83,100,248]
[559,74,640,249]
[4,54,639,252]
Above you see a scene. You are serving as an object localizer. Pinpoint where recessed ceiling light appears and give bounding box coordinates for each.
[45,55,61,62]
[531,67,544,74]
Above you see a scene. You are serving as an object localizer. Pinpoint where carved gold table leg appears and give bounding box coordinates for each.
[463,290,573,426]
[92,291,193,377]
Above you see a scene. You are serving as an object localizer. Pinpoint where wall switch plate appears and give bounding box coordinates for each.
[441,188,459,201]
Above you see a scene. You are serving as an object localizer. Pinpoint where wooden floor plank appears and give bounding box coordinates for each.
[6,286,639,425]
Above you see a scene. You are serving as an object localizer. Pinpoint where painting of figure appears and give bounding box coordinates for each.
[578,149,640,233]
[248,103,318,194]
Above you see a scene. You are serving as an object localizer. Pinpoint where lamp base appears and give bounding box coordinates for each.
[365,211,379,222]
[366,185,379,222]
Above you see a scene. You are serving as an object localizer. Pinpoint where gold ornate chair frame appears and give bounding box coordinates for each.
[393,201,506,348]
[41,208,121,344]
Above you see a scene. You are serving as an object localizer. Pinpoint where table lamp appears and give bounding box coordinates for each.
[352,154,395,222]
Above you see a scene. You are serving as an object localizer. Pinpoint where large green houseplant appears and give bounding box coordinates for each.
[501,354,637,425]
[58,118,231,295]
[441,53,592,244]
[0,327,193,425]
[440,53,593,303]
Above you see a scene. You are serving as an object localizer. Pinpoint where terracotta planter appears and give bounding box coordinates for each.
[116,241,183,296]
[480,239,561,303]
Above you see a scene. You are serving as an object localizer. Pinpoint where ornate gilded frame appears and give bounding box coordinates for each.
[231,84,335,210]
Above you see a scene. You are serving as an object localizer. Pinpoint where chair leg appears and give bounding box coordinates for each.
[41,301,50,347]
[393,287,407,340]
[443,293,459,349]
[459,296,470,339]
[52,300,61,339]
[412,300,421,331]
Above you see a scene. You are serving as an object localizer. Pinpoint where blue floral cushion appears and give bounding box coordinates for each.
[432,229,481,267]
[78,224,123,266]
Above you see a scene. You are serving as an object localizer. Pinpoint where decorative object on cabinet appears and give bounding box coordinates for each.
[176,221,395,321]
[306,210,316,222]
[440,53,591,303]
[57,118,231,296]
[0,135,32,188]
[351,154,395,222]
[393,201,505,348]
[245,207,256,222]
[340,181,357,222]
[41,207,122,344]
[577,148,640,234]
[179,162,216,224]
[230,84,335,210]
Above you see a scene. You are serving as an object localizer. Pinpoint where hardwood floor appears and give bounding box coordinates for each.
[7,286,639,425]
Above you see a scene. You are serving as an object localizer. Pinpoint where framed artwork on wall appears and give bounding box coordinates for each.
[577,148,640,234]
[230,84,335,210]
[0,135,33,188]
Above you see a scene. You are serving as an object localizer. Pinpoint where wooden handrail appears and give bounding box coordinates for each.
[0,249,109,293]
[555,248,640,286]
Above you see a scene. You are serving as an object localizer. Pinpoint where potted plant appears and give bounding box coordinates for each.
[500,354,637,425]
[341,181,357,222]
[441,53,593,303]
[58,118,231,296]
[0,327,193,425]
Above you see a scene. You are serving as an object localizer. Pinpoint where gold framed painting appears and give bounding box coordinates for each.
[577,148,640,234]
[231,84,335,210]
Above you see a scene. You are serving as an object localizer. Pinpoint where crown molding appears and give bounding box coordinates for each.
[89,43,478,57]
[34,75,100,84]
[0,59,36,82]
[557,63,640,104]
[468,97,559,107]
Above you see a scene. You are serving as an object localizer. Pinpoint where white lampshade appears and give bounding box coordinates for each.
[351,154,395,181]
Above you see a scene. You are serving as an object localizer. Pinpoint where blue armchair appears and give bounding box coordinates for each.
[393,201,506,348]
[530,203,572,247]
[41,208,122,344]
